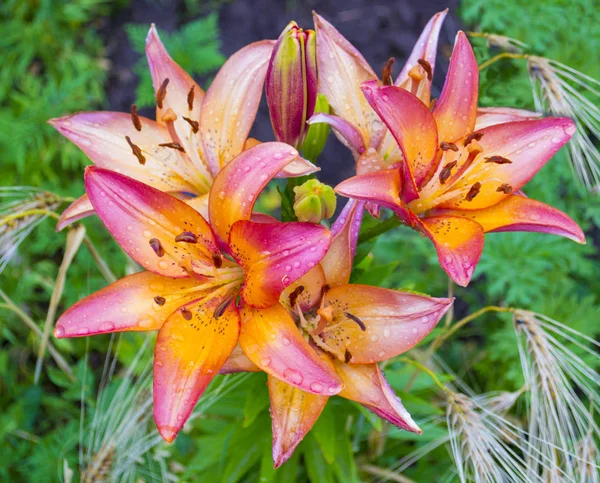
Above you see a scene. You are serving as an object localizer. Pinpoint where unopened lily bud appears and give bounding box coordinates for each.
[301,94,330,162]
[293,179,336,223]
[266,21,317,149]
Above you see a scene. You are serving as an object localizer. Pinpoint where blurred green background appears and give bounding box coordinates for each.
[1,0,599,481]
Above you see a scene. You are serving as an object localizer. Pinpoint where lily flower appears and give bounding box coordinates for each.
[50,25,316,230]
[221,201,453,467]
[335,32,585,286]
[54,143,339,443]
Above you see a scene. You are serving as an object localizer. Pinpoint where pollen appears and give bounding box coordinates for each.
[381,57,395,86]
[125,136,146,165]
[187,85,195,111]
[212,253,223,268]
[149,238,165,257]
[417,59,433,80]
[159,142,186,153]
[440,142,459,152]
[344,312,366,331]
[156,78,170,109]
[466,182,482,201]
[182,116,199,133]
[130,104,142,131]
[344,349,352,363]
[497,183,513,194]
[439,160,458,184]
[463,131,484,146]
[288,285,305,307]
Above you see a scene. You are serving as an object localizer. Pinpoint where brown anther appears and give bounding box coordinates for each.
[497,183,513,194]
[125,136,146,165]
[159,142,186,153]
[463,131,484,146]
[344,312,366,331]
[154,296,166,306]
[182,116,199,133]
[160,108,177,123]
[149,238,165,257]
[288,285,305,308]
[466,182,482,201]
[320,284,330,297]
[156,78,170,109]
[181,307,192,320]
[213,296,233,319]
[130,104,142,131]
[344,349,352,364]
[440,142,459,152]
[212,253,223,268]
[408,65,425,81]
[175,231,198,243]
[485,155,513,165]
[429,98,438,111]
[439,160,458,184]
[382,57,395,86]
[317,305,334,323]
[417,59,433,80]
[187,85,195,111]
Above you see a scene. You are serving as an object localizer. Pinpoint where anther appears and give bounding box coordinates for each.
[440,142,458,152]
[156,78,170,109]
[175,231,198,243]
[429,98,438,111]
[212,253,223,268]
[320,284,330,298]
[417,59,433,80]
[187,85,195,111]
[213,296,233,320]
[288,285,305,307]
[154,296,166,306]
[149,238,165,257]
[382,57,395,86]
[159,142,186,153]
[182,116,199,133]
[439,160,458,184]
[463,131,484,146]
[160,108,177,123]
[344,349,352,364]
[181,307,192,320]
[344,312,366,331]
[465,182,482,201]
[497,183,513,194]
[485,155,512,164]
[125,136,146,165]
[130,104,142,131]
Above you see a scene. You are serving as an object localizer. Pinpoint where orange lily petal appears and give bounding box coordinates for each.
[433,195,585,244]
[200,40,275,174]
[85,167,220,278]
[419,215,484,286]
[316,285,452,363]
[475,107,541,130]
[219,344,260,374]
[229,220,331,309]
[334,362,421,433]
[239,303,343,395]
[154,292,240,442]
[433,32,479,144]
[56,194,94,231]
[268,375,329,468]
[320,199,365,286]
[55,271,211,338]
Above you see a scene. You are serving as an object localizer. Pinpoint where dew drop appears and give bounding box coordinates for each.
[99,321,115,332]
[261,357,272,367]
[310,382,323,393]
[283,368,304,385]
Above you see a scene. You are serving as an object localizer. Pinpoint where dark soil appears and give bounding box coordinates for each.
[102,0,460,185]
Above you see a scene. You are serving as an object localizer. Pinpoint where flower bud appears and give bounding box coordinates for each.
[266,21,317,149]
[301,94,330,162]
[293,179,336,223]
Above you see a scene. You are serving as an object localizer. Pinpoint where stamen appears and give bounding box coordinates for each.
[497,183,513,194]
[125,136,146,165]
[182,116,199,133]
[485,155,513,164]
[317,305,334,323]
[429,98,438,111]
[187,85,195,111]
[463,131,484,146]
[465,182,482,201]
[181,307,192,320]
[154,296,166,306]
[156,78,170,109]
[439,160,458,184]
[344,312,366,331]
[159,142,186,153]
[213,295,234,319]
[130,104,142,131]
[288,285,305,308]
[408,65,425,81]
[175,231,198,243]
[440,142,459,152]
[417,59,433,80]
[212,253,223,268]
[344,349,352,364]
[149,238,165,257]
[320,284,330,298]
[160,108,177,123]
[382,57,395,86]
[466,141,483,163]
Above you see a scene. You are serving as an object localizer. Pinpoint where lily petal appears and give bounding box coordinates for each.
[281,264,327,313]
[85,167,220,278]
[209,143,311,247]
[321,199,365,286]
[334,362,421,433]
[229,220,331,309]
[269,375,328,468]
[56,195,94,231]
[313,12,379,146]
[361,81,438,199]
[433,195,585,244]
[54,271,211,338]
[308,113,366,158]
[317,285,452,363]
[49,112,207,193]
[475,107,541,130]
[154,292,240,442]
[433,32,479,144]
[219,344,261,374]
[200,40,275,175]
[239,303,343,395]
[419,216,484,286]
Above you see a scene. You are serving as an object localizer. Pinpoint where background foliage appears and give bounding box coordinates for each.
[0,0,598,481]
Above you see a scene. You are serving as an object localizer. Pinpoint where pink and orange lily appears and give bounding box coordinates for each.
[335,32,585,286]
[220,201,453,467]
[50,25,316,229]
[54,143,337,442]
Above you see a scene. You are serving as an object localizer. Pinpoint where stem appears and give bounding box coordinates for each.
[0,209,59,227]
[358,216,402,245]
[400,357,449,393]
[83,236,117,284]
[360,464,416,483]
[444,279,454,328]
[478,52,528,72]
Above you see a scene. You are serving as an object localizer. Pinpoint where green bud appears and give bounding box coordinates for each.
[301,94,330,163]
[293,179,337,223]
